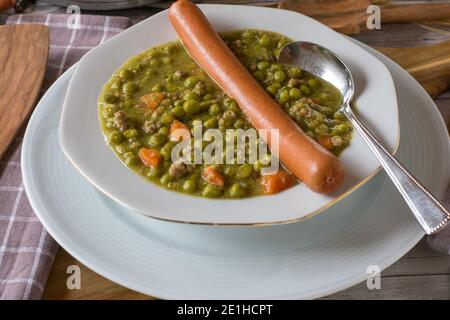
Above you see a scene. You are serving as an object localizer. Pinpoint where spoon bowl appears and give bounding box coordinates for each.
[278,41,354,105]
[278,41,450,235]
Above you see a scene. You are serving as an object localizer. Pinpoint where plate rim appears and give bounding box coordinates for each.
[58,4,401,226]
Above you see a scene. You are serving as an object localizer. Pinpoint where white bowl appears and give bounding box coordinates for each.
[59,4,399,225]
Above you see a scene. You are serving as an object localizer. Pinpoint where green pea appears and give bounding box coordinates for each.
[229,183,246,198]
[209,103,221,115]
[160,113,175,126]
[337,123,351,133]
[318,92,330,102]
[202,184,222,198]
[123,99,134,109]
[174,99,184,107]
[102,105,115,118]
[257,61,270,71]
[242,29,255,39]
[129,63,142,73]
[308,79,321,89]
[204,118,218,129]
[129,141,142,149]
[183,99,200,115]
[108,130,123,143]
[274,71,286,83]
[319,107,333,117]
[183,179,197,192]
[148,133,166,148]
[307,120,320,130]
[103,93,117,103]
[170,106,185,117]
[150,59,161,67]
[218,117,233,129]
[147,166,161,178]
[287,67,302,78]
[236,164,253,179]
[203,93,215,101]
[315,124,329,135]
[184,91,199,101]
[184,76,200,88]
[199,100,216,111]
[223,166,235,177]
[110,80,122,90]
[158,126,170,136]
[123,151,134,158]
[124,155,139,166]
[278,90,290,104]
[160,173,172,185]
[289,87,301,99]
[253,71,264,81]
[234,119,245,129]
[259,34,271,46]
[300,85,312,95]
[123,128,138,138]
[115,144,128,154]
[119,69,133,80]
[334,112,346,121]
[266,85,279,96]
[152,84,163,92]
[161,56,172,65]
[166,84,178,92]
[224,97,236,107]
[160,141,176,159]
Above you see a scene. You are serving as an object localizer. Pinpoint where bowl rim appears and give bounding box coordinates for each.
[59,4,400,226]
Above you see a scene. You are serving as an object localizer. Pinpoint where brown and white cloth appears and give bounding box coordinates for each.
[0,13,132,300]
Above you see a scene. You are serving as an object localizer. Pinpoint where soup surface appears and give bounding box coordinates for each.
[98,29,352,198]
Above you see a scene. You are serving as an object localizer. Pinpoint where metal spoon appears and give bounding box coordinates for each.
[278,41,449,235]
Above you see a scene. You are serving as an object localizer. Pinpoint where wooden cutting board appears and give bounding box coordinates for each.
[0,24,49,159]
[378,41,450,98]
[278,0,450,35]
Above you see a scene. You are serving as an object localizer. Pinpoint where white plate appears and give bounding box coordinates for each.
[59,5,399,225]
[23,42,449,299]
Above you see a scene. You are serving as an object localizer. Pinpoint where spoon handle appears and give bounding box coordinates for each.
[342,106,450,235]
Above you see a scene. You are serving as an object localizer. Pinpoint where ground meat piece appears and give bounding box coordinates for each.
[223,110,236,120]
[287,78,302,87]
[142,120,161,134]
[289,104,309,120]
[193,81,205,96]
[331,136,343,147]
[168,162,187,179]
[174,70,186,80]
[114,111,128,132]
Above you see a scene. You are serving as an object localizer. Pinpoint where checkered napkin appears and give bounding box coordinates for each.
[0,13,132,300]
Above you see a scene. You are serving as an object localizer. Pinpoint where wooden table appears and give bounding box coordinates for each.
[3,0,450,299]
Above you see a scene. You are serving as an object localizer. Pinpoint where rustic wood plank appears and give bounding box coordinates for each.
[323,275,450,299]
[42,249,152,300]
[0,24,49,159]
[377,41,450,98]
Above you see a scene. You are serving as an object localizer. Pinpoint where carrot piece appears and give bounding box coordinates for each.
[318,135,333,150]
[170,120,191,141]
[261,170,295,194]
[138,148,161,168]
[140,92,165,110]
[201,165,225,187]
